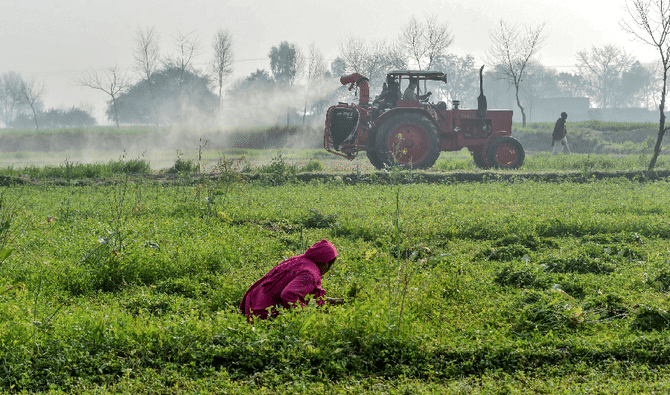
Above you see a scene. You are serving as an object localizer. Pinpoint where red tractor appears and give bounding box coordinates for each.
[324,67,524,169]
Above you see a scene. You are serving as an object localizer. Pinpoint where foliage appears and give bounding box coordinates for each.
[253,153,297,184]
[110,66,218,126]
[4,161,670,392]
[0,158,151,179]
[226,69,276,101]
[0,71,44,127]
[164,157,198,174]
[303,208,337,229]
[269,41,302,87]
[299,160,324,172]
[515,120,658,134]
[432,54,476,106]
[576,44,641,108]
[7,107,96,129]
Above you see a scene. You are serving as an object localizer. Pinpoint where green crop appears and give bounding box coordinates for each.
[2,168,670,392]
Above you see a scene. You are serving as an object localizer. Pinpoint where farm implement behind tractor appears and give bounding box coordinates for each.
[324,67,525,169]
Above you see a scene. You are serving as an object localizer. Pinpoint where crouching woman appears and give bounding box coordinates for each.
[240,239,342,321]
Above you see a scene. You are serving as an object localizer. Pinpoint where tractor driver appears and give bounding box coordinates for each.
[402,76,432,102]
[384,74,399,107]
[403,77,419,101]
[373,75,399,117]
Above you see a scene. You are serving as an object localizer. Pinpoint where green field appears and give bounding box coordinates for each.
[1,121,670,393]
[1,151,670,394]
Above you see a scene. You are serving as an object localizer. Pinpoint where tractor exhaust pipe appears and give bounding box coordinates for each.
[340,73,370,107]
[477,65,487,120]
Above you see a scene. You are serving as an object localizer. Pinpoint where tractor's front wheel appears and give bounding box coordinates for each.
[486,136,525,169]
[471,148,490,169]
[375,113,440,169]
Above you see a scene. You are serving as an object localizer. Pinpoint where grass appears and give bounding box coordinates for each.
[514,120,659,134]
[2,124,670,392]
[1,170,670,392]
[0,149,668,180]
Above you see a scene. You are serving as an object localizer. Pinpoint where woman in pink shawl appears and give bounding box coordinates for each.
[240,239,342,321]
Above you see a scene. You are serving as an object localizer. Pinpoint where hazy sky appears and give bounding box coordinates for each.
[1,0,657,124]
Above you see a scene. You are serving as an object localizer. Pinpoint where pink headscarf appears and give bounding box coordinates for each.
[302,239,337,264]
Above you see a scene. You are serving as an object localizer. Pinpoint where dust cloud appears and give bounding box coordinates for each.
[0,77,355,171]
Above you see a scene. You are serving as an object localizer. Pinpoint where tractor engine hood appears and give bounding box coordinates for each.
[340,73,370,107]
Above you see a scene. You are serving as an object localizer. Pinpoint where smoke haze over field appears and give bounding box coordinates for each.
[1,0,656,127]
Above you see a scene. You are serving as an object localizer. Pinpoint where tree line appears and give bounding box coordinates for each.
[0,0,668,153]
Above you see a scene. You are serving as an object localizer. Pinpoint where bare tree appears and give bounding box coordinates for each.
[616,60,655,108]
[338,36,367,75]
[211,28,234,105]
[621,0,670,170]
[367,39,406,80]
[303,43,328,123]
[401,17,424,68]
[399,15,454,70]
[76,65,128,127]
[168,31,201,79]
[133,27,161,125]
[294,46,306,87]
[576,44,635,108]
[638,61,662,110]
[488,20,546,126]
[338,36,406,84]
[307,43,328,83]
[424,15,454,70]
[0,72,26,126]
[432,54,477,106]
[166,31,201,126]
[20,77,45,130]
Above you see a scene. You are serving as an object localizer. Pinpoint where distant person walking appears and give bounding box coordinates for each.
[552,112,571,155]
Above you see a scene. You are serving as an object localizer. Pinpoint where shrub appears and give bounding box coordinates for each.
[512,290,583,334]
[495,265,546,289]
[255,153,297,184]
[300,160,324,172]
[477,245,531,262]
[539,254,616,275]
[107,158,152,174]
[303,208,337,229]
[652,270,670,292]
[633,305,670,331]
[583,293,629,320]
[172,158,198,173]
[476,234,556,262]
[492,234,557,250]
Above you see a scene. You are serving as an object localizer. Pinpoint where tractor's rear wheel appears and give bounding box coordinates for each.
[375,113,440,169]
[486,136,525,169]
[366,148,385,170]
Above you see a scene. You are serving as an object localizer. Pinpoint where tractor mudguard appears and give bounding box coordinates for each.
[373,107,439,131]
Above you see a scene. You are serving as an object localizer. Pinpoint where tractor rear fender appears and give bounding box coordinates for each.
[372,107,438,136]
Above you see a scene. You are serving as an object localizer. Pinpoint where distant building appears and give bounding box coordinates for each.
[531,97,590,122]
[530,97,657,123]
[587,108,657,123]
